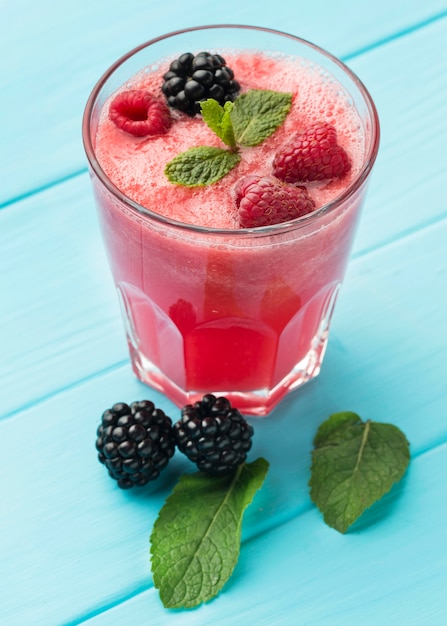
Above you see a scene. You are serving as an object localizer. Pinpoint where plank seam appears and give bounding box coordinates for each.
[351,211,447,260]
[0,358,129,423]
[0,168,88,210]
[341,8,447,61]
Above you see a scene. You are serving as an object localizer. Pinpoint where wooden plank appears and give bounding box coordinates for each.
[0,175,128,418]
[348,15,447,256]
[1,1,446,205]
[2,215,446,624]
[321,215,447,456]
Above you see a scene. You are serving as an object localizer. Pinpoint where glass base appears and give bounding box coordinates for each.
[117,280,340,416]
[126,287,337,416]
[128,331,329,416]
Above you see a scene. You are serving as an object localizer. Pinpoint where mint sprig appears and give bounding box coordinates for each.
[150,458,269,609]
[165,89,292,187]
[309,412,410,533]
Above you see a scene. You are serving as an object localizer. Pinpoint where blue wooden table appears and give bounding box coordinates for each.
[2,2,447,624]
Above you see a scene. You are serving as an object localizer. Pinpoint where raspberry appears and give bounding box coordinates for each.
[272,122,352,183]
[161,51,240,116]
[109,90,171,137]
[173,394,254,476]
[235,175,316,228]
[95,400,175,488]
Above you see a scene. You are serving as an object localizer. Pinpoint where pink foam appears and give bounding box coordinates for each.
[95,51,365,229]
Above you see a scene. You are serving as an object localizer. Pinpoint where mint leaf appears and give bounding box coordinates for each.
[200,99,237,148]
[309,412,410,533]
[165,146,240,186]
[150,458,269,609]
[231,89,293,146]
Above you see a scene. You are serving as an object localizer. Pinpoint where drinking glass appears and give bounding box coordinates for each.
[82,25,379,415]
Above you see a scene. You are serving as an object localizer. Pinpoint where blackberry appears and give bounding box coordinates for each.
[161,51,241,116]
[173,394,254,475]
[95,400,175,489]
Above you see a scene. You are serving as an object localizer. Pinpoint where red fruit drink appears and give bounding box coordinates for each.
[83,26,379,415]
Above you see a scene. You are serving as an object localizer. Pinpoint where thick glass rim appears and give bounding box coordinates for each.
[82,24,380,237]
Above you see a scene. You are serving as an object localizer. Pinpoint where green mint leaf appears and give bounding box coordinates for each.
[150,458,269,609]
[309,412,410,534]
[165,146,240,186]
[200,99,237,148]
[231,89,293,146]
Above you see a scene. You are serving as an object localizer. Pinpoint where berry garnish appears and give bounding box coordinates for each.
[235,175,316,228]
[173,394,254,476]
[161,51,240,116]
[109,90,171,137]
[272,121,352,183]
[95,400,175,488]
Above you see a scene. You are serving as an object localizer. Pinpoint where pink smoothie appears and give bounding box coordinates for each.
[90,49,372,414]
